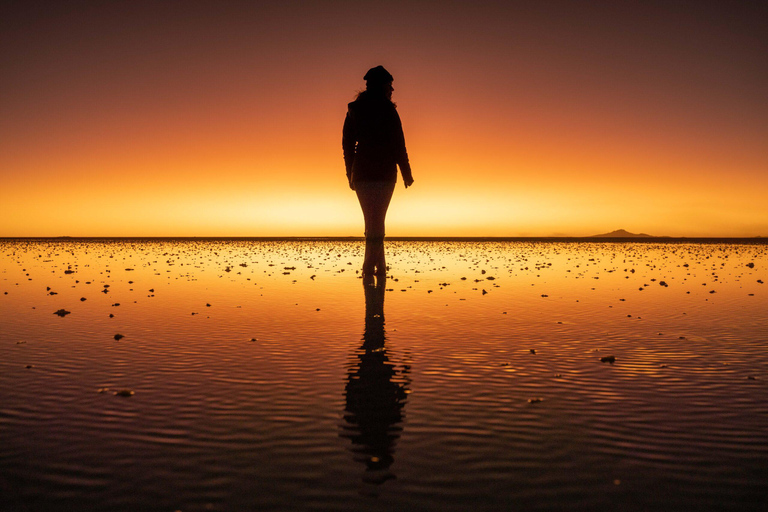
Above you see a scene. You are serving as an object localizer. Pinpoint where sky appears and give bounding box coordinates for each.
[1,0,766,237]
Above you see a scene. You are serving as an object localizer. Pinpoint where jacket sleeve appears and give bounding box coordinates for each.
[342,106,357,180]
[393,109,413,181]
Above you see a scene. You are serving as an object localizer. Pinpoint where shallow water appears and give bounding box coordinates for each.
[1,239,766,511]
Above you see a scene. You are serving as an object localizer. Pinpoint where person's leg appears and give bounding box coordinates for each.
[363,238,377,275]
[366,183,394,275]
[356,184,377,275]
[356,182,395,275]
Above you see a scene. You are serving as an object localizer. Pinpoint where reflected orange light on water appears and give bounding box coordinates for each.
[2,239,767,508]
[2,239,765,356]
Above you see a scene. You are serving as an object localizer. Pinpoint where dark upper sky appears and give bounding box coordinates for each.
[1,1,766,236]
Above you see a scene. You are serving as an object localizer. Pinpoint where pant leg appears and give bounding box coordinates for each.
[355,182,395,273]
[355,182,395,239]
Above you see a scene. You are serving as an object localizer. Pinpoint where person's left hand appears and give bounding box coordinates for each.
[404,176,414,188]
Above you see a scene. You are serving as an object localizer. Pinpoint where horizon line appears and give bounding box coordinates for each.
[1,235,765,242]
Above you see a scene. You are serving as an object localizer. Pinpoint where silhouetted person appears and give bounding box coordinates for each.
[340,275,410,487]
[343,65,414,276]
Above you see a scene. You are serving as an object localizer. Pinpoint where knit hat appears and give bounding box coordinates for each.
[364,65,393,84]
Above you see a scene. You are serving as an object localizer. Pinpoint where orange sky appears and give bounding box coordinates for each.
[1,1,766,237]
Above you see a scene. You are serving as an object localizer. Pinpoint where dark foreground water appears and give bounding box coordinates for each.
[1,239,766,511]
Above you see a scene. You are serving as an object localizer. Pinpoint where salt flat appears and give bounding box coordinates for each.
[1,239,766,511]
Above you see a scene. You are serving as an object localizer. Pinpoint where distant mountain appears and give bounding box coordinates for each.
[590,229,655,238]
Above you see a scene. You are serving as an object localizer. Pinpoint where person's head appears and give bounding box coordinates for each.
[363,65,394,101]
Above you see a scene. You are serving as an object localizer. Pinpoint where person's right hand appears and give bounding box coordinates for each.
[348,179,356,191]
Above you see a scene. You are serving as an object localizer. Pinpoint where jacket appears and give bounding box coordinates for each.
[342,95,413,183]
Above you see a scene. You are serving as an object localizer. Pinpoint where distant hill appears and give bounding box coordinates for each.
[590,229,655,238]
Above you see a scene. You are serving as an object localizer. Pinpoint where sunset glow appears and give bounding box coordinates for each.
[1,2,766,237]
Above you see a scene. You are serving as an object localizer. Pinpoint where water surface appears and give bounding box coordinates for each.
[1,239,766,511]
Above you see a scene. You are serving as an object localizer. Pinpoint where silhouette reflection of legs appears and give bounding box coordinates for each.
[341,275,409,486]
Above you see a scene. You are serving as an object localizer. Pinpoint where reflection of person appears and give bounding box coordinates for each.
[341,276,409,486]
[343,65,414,277]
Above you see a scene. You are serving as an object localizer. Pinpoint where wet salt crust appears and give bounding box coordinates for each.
[1,239,766,511]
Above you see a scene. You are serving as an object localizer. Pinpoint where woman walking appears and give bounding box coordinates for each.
[343,65,414,277]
